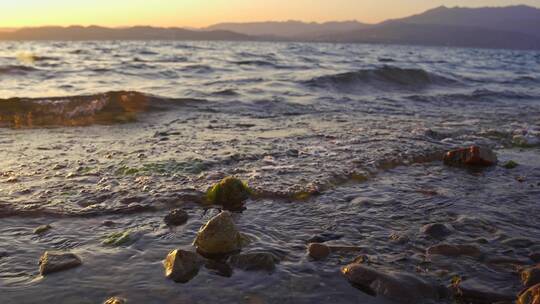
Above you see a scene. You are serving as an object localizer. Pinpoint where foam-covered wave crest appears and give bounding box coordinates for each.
[305,66,455,92]
[0,91,151,128]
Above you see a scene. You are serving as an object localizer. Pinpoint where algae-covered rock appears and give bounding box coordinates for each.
[206,176,251,210]
[103,231,132,247]
[443,146,497,167]
[193,211,243,256]
[39,251,82,275]
[503,160,519,169]
[34,224,52,235]
[163,249,203,283]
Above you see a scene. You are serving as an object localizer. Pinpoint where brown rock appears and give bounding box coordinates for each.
[307,243,331,260]
[39,251,82,275]
[522,265,540,288]
[163,249,203,283]
[421,223,452,239]
[427,244,482,258]
[193,211,243,256]
[518,283,540,304]
[341,263,440,304]
[443,146,497,167]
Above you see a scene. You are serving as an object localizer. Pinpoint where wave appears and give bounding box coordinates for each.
[0,65,39,75]
[407,89,536,103]
[0,91,191,128]
[304,66,456,93]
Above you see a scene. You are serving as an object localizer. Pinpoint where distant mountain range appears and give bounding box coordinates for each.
[1,5,540,50]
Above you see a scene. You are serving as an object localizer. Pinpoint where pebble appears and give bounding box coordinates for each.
[103,297,126,304]
[34,224,52,235]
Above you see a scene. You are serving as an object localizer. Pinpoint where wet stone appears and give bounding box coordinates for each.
[443,146,497,167]
[421,223,452,239]
[519,283,540,304]
[206,176,250,211]
[426,244,482,258]
[193,211,243,256]
[164,208,189,226]
[229,252,277,272]
[341,263,440,304]
[39,251,82,275]
[522,265,540,288]
[204,259,233,277]
[104,297,126,304]
[33,224,52,235]
[307,243,331,260]
[163,249,203,283]
[453,278,516,304]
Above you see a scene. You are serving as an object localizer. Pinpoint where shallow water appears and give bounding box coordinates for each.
[0,41,539,303]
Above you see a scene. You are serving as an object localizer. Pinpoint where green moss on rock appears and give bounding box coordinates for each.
[206,177,251,210]
[503,160,519,169]
[103,231,132,247]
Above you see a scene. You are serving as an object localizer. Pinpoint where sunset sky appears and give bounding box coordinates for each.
[1,0,539,28]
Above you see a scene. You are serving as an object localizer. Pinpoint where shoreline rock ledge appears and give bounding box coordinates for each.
[193,211,243,257]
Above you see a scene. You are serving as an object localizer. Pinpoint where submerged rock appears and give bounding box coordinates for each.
[522,265,540,288]
[421,223,452,239]
[34,224,52,235]
[39,251,82,275]
[453,278,515,304]
[307,243,331,260]
[307,232,344,243]
[163,249,203,283]
[102,231,132,247]
[193,211,243,256]
[104,297,126,304]
[530,253,540,263]
[518,283,540,304]
[164,208,189,226]
[503,160,519,169]
[206,176,251,210]
[502,237,534,249]
[229,252,277,272]
[341,263,440,304]
[443,146,497,167]
[204,259,233,277]
[427,244,482,258]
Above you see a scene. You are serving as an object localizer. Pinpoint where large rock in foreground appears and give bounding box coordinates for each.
[163,249,203,283]
[518,283,540,304]
[39,251,82,275]
[522,265,540,288]
[341,263,440,304]
[443,146,497,167]
[193,211,243,256]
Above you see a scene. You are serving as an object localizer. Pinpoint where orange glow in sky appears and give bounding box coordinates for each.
[1,0,539,28]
